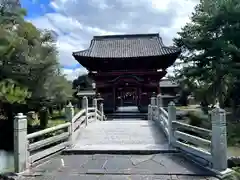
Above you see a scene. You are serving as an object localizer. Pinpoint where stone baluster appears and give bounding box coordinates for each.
[83,96,88,126]
[93,98,98,119]
[14,113,28,173]
[65,102,75,145]
[211,107,228,171]
[100,103,104,121]
[168,102,176,146]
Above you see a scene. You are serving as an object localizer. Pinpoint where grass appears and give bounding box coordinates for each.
[227,120,240,146]
[47,119,66,127]
[0,167,14,174]
[227,121,240,156]
[28,118,66,128]
[222,169,240,180]
[27,109,67,128]
[228,147,240,156]
[176,106,189,110]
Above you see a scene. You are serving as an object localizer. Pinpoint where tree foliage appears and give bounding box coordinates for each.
[0,4,72,109]
[0,79,31,104]
[173,0,240,108]
[47,74,74,104]
[72,74,93,90]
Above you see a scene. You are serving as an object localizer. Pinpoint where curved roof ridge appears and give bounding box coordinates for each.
[93,33,160,40]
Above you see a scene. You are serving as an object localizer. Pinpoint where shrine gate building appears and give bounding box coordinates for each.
[73,33,181,113]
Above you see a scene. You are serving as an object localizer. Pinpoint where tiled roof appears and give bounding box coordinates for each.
[73,33,180,58]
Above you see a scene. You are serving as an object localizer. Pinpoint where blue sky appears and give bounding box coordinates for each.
[21,0,54,18]
[19,0,198,80]
[20,0,82,76]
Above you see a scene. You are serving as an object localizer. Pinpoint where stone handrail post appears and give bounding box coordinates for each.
[148,104,152,120]
[83,96,88,126]
[65,102,74,145]
[100,103,104,121]
[168,102,176,146]
[93,98,98,117]
[211,107,228,171]
[157,94,162,121]
[14,113,28,173]
[157,94,163,107]
[150,97,154,120]
[150,96,156,106]
[151,96,157,120]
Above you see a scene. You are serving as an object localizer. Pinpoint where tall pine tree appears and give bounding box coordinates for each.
[174,0,240,108]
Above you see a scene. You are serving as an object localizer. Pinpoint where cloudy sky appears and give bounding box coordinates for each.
[20,0,198,80]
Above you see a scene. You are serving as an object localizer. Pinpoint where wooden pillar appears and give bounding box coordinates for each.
[121,90,123,106]
[138,86,142,107]
[113,86,116,112]
[157,84,161,94]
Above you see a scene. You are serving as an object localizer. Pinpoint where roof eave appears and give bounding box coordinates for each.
[72,50,181,59]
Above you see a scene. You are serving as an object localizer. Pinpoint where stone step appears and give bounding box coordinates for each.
[106,112,147,120]
[63,145,178,155]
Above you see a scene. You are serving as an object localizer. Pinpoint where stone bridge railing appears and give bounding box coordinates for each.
[13,96,104,173]
[148,94,232,176]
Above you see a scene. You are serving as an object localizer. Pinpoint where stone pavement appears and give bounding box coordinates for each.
[16,153,219,180]
[66,120,170,152]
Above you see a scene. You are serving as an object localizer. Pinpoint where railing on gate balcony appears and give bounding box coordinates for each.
[148,94,231,175]
[13,96,105,173]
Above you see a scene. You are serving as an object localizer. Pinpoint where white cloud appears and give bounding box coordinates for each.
[63,68,88,81]
[29,0,199,80]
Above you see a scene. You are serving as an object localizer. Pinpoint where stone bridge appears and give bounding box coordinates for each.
[11,94,233,180]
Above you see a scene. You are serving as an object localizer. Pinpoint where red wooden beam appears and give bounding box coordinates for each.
[89,70,167,76]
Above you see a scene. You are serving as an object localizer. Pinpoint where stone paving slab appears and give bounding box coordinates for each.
[15,174,219,180]
[16,154,219,180]
[67,121,169,152]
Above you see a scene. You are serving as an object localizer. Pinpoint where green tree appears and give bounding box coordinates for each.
[47,74,74,104]
[173,0,240,108]
[0,4,67,117]
[1,16,61,105]
[72,74,93,90]
[0,79,31,104]
[0,2,74,107]
[0,5,32,105]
